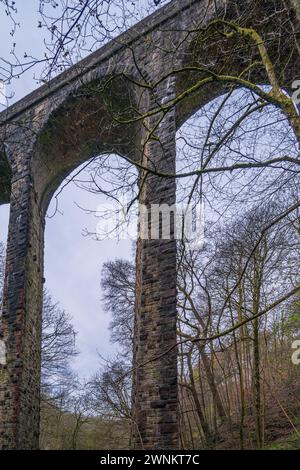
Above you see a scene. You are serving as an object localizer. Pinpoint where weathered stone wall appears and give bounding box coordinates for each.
[0,0,299,450]
[0,137,44,448]
[131,51,178,447]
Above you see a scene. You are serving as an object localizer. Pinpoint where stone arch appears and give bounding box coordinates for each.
[0,72,143,450]
[174,0,299,129]
[31,74,140,215]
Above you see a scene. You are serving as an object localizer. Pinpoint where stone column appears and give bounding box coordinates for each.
[0,172,44,449]
[131,75,178,449]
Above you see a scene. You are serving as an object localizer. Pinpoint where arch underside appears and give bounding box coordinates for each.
[175,0,299,127]
[32,75,141,214]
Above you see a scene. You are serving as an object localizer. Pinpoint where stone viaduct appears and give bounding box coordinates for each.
[0,0,299,450]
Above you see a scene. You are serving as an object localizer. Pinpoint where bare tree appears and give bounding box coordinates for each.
[0,242,78,397]
[41,290,78,398]
[90,360,132,423]
[101,259,135,355]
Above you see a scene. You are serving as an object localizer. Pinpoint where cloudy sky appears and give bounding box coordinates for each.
[0,1,167,379]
